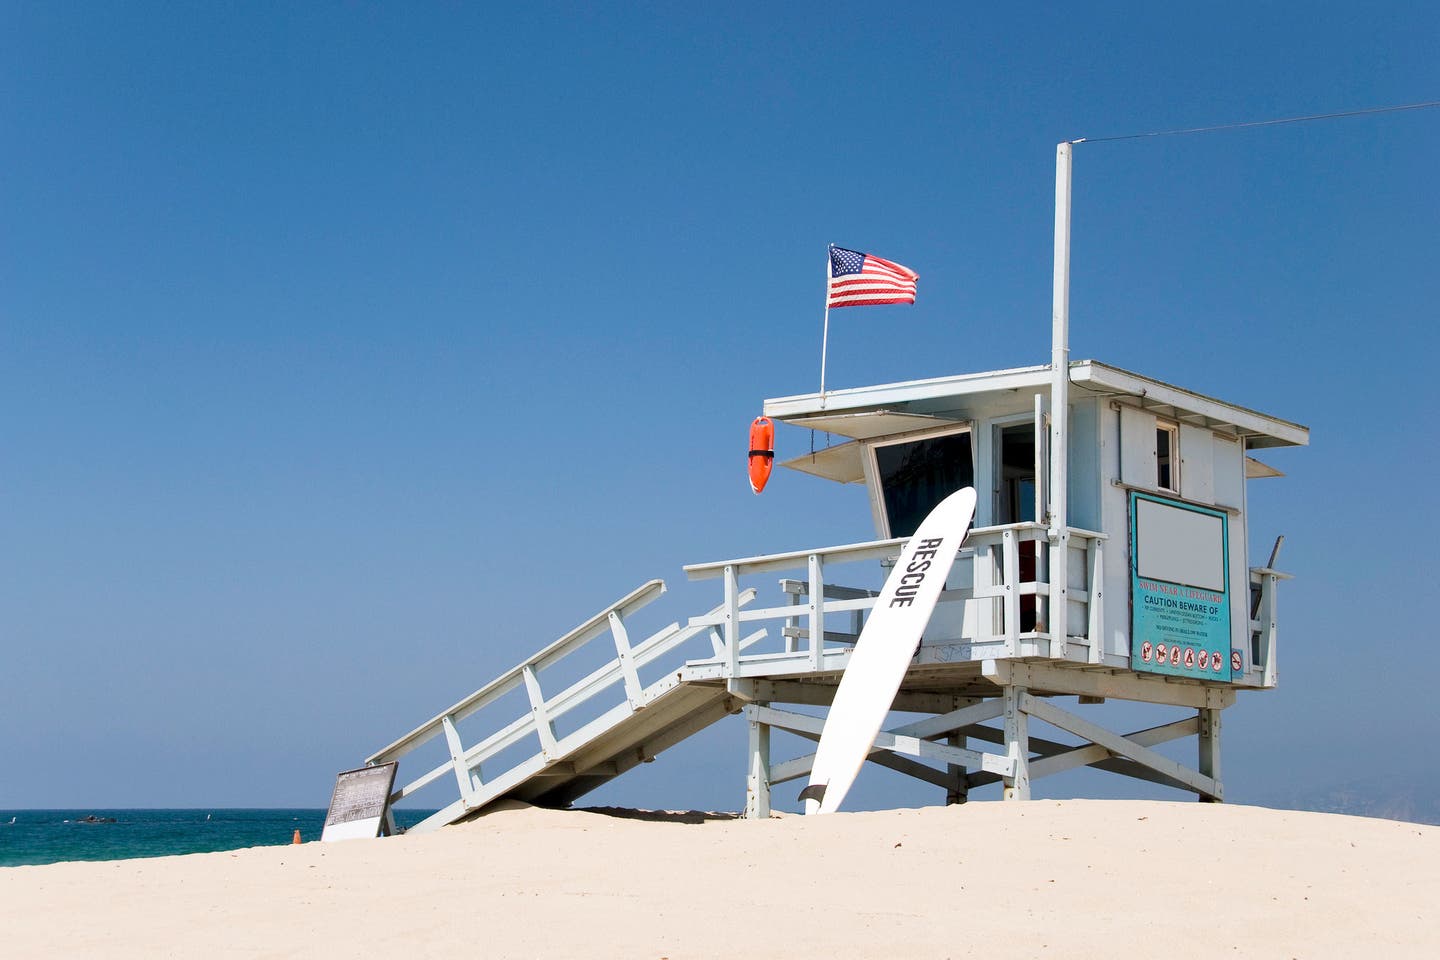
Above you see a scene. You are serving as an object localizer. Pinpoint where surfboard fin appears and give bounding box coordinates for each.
[798,783,827,805]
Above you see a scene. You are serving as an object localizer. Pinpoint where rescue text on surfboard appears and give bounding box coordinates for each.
[890,538,945,607]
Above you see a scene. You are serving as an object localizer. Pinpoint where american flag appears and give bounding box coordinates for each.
[827,245,919,308]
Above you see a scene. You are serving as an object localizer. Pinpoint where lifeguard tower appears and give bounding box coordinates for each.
[357,356,1305,832]
[353,146,1307,832]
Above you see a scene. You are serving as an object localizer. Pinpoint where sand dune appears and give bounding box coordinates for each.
[2,800,1435,958]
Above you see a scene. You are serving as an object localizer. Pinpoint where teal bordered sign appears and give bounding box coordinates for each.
[1129,492,1232,681]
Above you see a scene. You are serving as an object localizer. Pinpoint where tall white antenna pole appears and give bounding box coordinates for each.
[1048,142,1073,658]
[819,245,832,405]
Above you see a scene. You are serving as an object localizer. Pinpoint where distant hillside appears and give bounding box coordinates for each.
[1251,773,1440,825]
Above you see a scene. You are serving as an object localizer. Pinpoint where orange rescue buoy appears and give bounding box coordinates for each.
[748,416,775,494]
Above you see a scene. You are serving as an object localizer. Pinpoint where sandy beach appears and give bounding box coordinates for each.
[2,799,1435,958]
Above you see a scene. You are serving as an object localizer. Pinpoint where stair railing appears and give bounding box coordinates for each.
[367,580,759,821]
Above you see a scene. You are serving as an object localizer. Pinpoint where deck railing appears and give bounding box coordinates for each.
[1248,566,1289,688]
[684,522,1108,669]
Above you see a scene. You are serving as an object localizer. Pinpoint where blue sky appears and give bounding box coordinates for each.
[2,3,1437,811]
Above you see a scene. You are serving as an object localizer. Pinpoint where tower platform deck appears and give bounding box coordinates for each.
[365,522,1280,833]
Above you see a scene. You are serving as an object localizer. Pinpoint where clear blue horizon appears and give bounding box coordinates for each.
[3,4,1437,812]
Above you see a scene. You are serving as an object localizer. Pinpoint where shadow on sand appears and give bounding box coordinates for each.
[575,806,742,824]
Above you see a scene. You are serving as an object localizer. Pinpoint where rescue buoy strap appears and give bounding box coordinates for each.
[748,450,775,459]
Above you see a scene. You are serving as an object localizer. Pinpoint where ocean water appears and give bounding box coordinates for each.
[0,809,435,868]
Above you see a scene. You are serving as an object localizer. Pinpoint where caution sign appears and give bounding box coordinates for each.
[1129,492,1233,682]
[321,762,398,842]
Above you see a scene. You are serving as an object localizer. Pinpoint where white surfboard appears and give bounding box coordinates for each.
[801,486,977,815]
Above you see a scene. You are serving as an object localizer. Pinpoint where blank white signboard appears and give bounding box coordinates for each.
[1135,498,1225,591]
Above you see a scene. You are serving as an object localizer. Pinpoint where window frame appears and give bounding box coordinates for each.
[1155,418,1181,494]
[862,422,976,539]
[993,416,1041,526]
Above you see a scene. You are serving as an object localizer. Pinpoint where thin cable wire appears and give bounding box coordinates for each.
[1071,99,1440,145]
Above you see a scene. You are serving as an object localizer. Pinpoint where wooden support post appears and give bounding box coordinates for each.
[746,705,772,819]
[1261,573,1279,688]
[608,610,644,709]
[946,696,978,804]
[1086,537,1105,663]
[522,664,559,759]
[1002,528,1020,657]
[1003,685,1031,800]
[785,583,801,654]
[807,553,824,673]
[441,714,478,805]
[1198,707,1222,803]
[973,542,995,644]
[1050,530,1069,659]
[946,731,969,805]
[723,564,740,678]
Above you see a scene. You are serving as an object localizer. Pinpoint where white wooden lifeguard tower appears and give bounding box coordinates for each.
[356,146,1308,832]
[359,356,1305,832]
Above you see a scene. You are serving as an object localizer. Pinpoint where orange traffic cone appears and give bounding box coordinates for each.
[292,829,302,844]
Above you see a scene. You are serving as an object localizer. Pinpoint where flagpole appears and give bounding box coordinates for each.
[819,244,832,406]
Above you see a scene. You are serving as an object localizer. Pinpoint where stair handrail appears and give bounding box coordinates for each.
[367,579,667,766]
[683,537,906,581]
[384,587,763,809]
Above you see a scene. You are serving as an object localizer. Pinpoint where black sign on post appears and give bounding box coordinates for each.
[321,762,398,842]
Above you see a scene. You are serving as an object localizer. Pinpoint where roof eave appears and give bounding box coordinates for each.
[1073,362,1309,448]
[762,359,1310,449]
[762,364,1051,421]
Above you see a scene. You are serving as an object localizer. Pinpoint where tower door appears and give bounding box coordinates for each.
[997,423,1038,632]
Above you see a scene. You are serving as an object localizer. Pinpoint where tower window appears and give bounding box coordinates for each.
[870,426,975,538]
[1156,421,1180,493]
